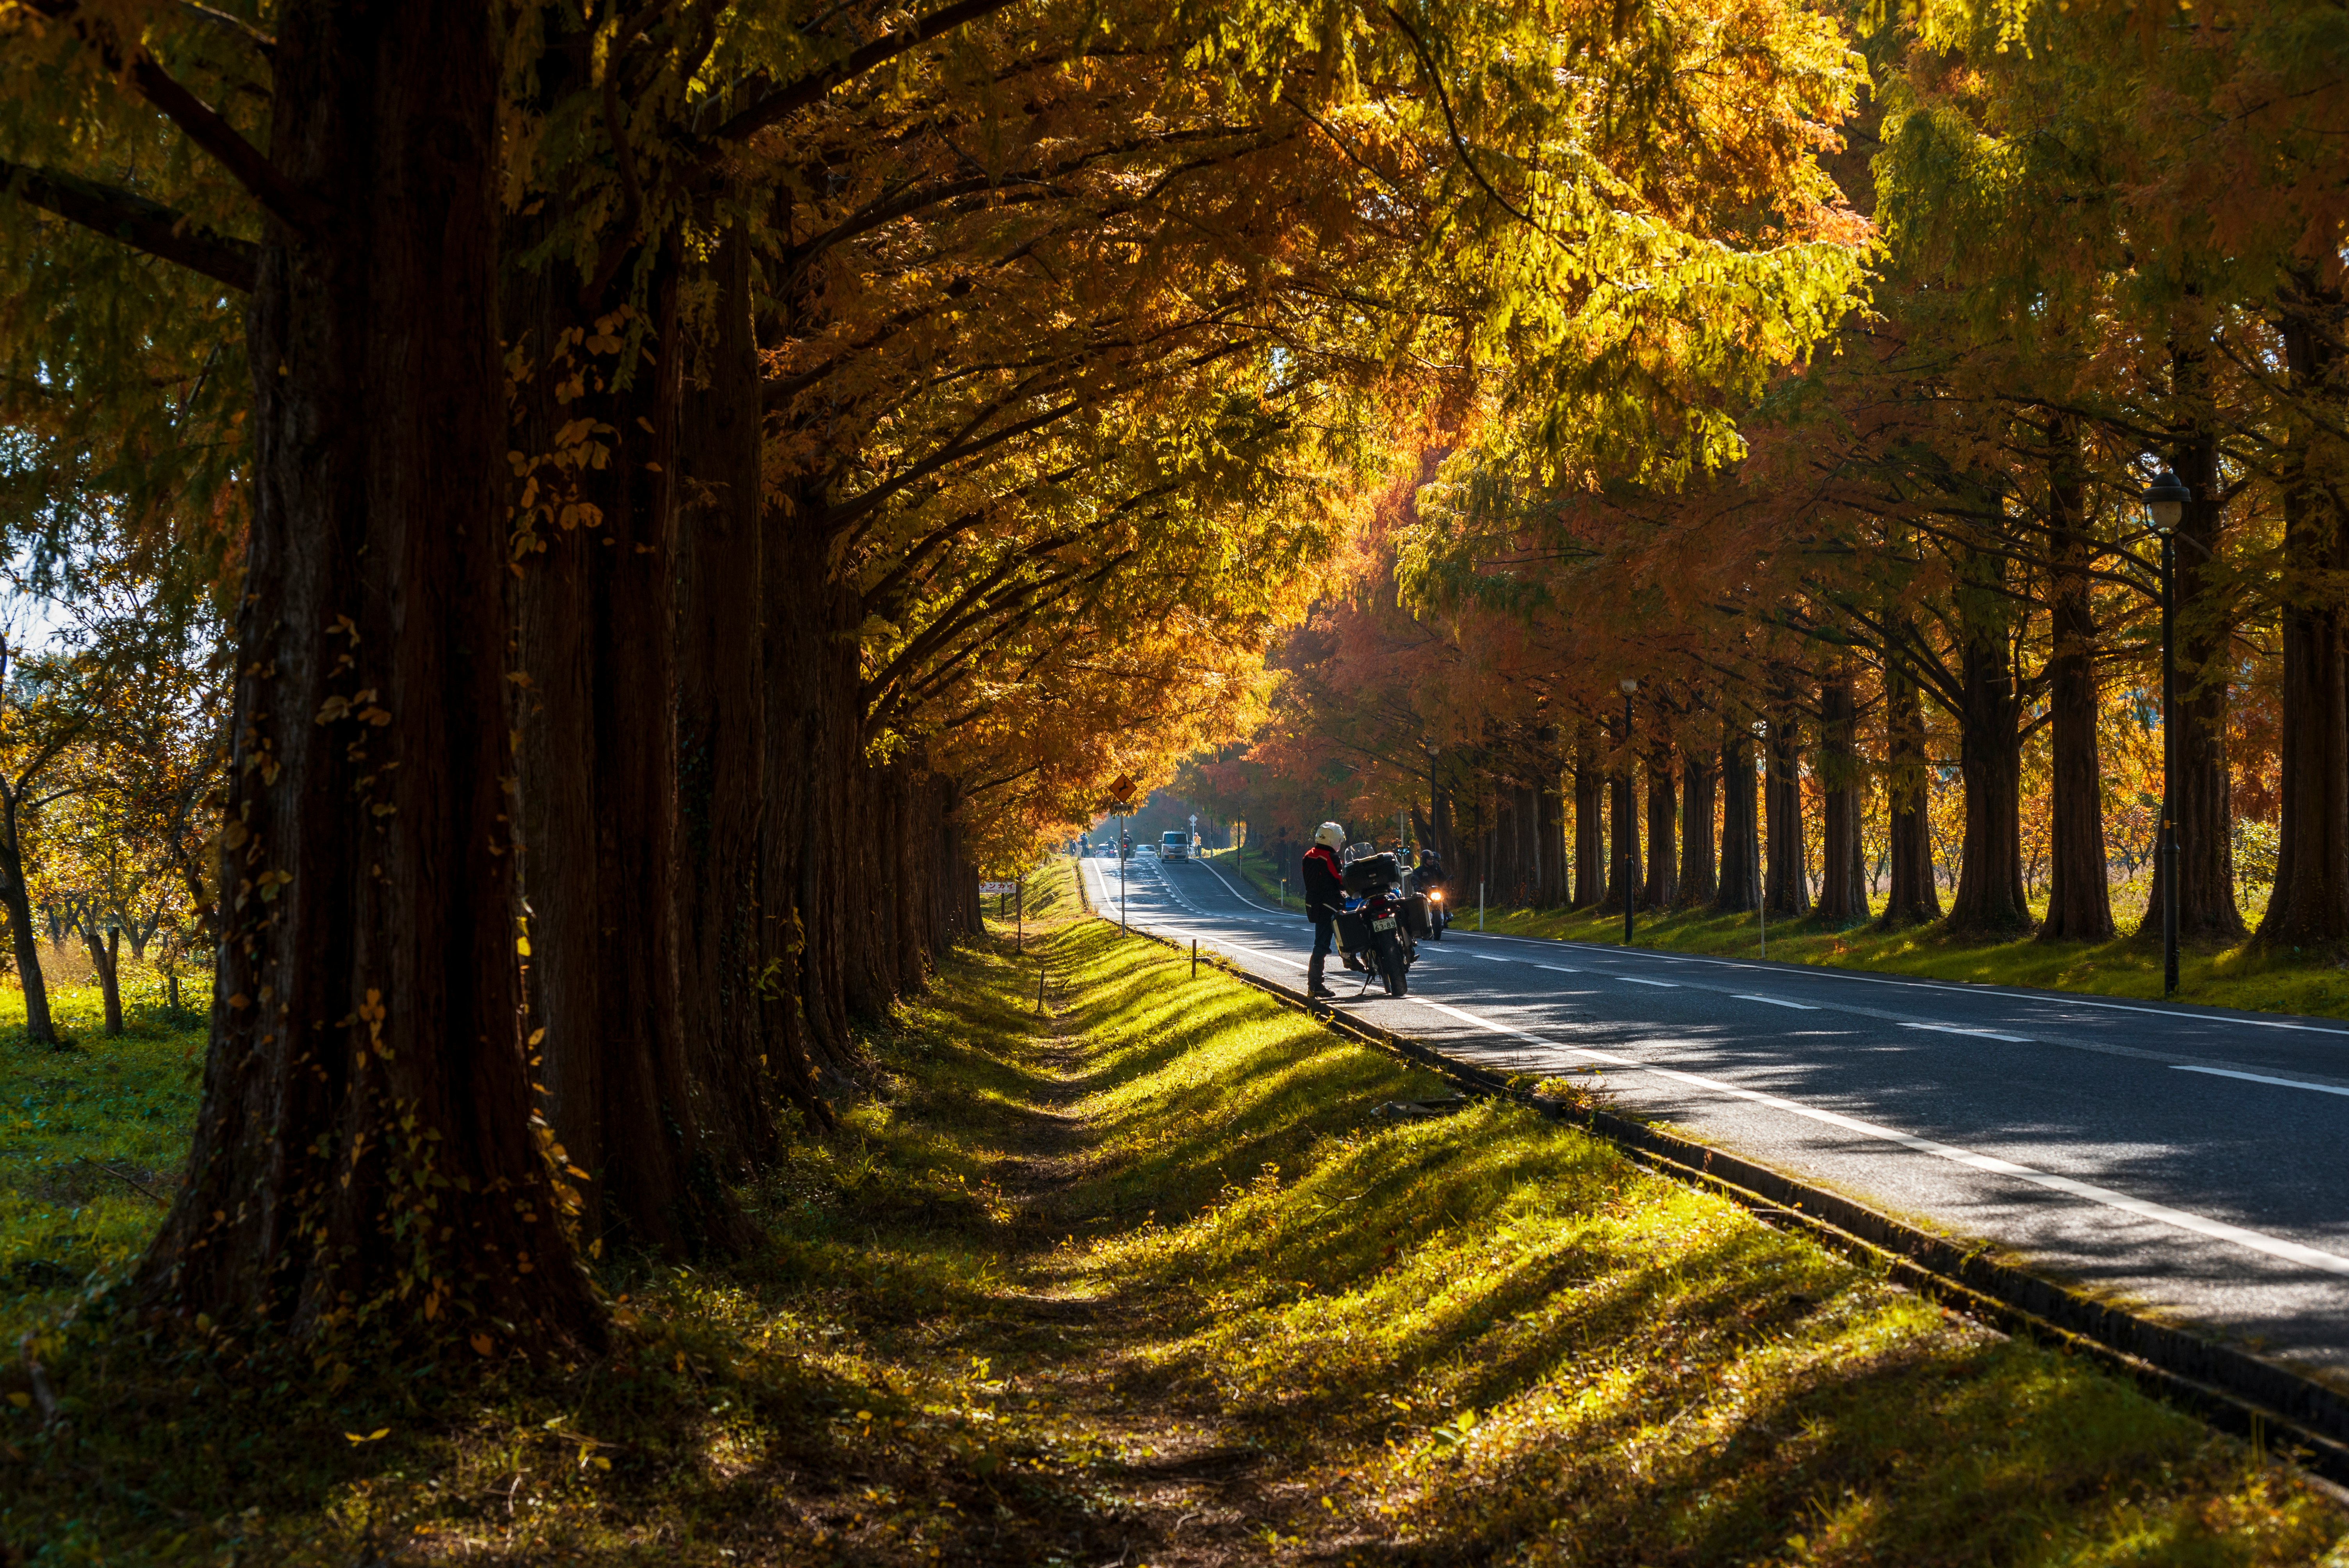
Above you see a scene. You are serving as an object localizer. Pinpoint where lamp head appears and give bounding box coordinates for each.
[1618,677,1638,695]
[2143,468,2190,536]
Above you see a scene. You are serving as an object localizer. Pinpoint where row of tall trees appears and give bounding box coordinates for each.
[1,0,1868,1348]
[1206,0,2349,959]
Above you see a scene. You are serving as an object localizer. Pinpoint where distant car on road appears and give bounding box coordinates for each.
[1160,830,1189,860]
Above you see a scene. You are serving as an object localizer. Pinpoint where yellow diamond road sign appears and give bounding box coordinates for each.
[1109,773,1135,806]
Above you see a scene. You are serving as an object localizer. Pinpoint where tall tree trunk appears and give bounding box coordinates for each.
[1642,738,1678,910]
[675,225,787,1167]
[1678,731,1716,907]
[761,495,858,1091]
[0,802,57,1045]
[1880,661,1941,925]
[139,0,601,1347]
[1536,765,1567,907]
[80,921,124,1036]
[1815,674,1868,925]
[1606,716,1640,913]
[1764,701,1809,916]
[1429,768,1462,872]
[2257,280,2349,951]
[2042,411,2116,941]
[1715,725,1760,913]
[1946,582,2032,932]
[2140,344,2247,944]
[1571,727,1604,909]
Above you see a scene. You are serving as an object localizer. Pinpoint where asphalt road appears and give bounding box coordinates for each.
[1080,851,2349,1378]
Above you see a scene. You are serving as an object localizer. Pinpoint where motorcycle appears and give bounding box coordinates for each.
[1419,880,1449,940]
[1333,845,1423,997]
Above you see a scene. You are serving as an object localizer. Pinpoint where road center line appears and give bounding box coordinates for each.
[2173,1064,2349,1099]
[1401,996,2349,1278]
[1619,977,1678,988]
[1736,994,1818,1011]
[1536,964,1581,974]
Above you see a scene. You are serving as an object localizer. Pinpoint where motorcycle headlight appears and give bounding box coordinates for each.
[1428,891,1442,902]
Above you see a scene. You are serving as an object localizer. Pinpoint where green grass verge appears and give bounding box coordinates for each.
[1205,847,2349,1024]
[0,973,208,1346]
[3,872,2342,1563]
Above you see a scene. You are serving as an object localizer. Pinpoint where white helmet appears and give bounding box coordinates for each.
[1313,821,1346,849]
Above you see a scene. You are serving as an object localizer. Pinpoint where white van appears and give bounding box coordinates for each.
[1160,830,1189,861]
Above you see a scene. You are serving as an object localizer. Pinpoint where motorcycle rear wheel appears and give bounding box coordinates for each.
[1377,932,1409,997]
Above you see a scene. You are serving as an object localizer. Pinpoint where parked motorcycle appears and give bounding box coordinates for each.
[1333,845,1420,996]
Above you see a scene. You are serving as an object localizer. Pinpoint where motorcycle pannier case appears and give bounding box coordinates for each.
[1403,893,1431,938]
[1334,910,1373,951]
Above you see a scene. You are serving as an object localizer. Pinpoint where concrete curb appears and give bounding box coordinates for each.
[1110,916,2349,1495]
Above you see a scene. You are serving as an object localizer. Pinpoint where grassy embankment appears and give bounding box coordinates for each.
[3,862,2343,1563]
[1210,846,2349,1023]
[0,948,208,1345]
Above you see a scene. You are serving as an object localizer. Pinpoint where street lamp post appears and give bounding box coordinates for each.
[1755,719,1770,960]
[1620,677,1638,946]
[2144,468,2189,999]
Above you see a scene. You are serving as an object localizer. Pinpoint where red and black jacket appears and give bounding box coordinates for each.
[1301,843,1344,919]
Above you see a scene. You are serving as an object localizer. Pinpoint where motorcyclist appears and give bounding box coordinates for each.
[1302,821,1346,999]
[1414,846,1448,935]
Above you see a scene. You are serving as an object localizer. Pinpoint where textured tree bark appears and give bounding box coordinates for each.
[78,920,124,1036]
[1488,787,1518,903]
[2041,413,2116,941]
[517,520,605,1224]
[2256,283,2349,951]
[1605,716,1640,911]
[1428,770,1463,872]
[1715,726,1760,913]
[675,226,782,1169]
[1571,728,1604,909]
[1536,767,1567,907]
[1763,703,1809,916]
[1814,674,1868,925]
[2139,358,2247,944]
[516,242,747,1256]
[138,0,601,1347]
[0,800,57,1044]
[1642,739,1677,911]
[1879,662,1940,925]
[759,492,857,1091]
[1945,589,2032,932]
[1677,734,1716,907]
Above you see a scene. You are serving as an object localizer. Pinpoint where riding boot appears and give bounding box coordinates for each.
[1307,953,1334,998]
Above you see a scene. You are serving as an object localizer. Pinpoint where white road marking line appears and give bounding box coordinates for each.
[1472,953,1511,963]
[1901,1023,2031,1044]
[1536,964,1581,974]
[1620,977,1678,988]
[2173,1064,2349,1099]
[1736,994,1818,1010]
[1403,997,2349,1278]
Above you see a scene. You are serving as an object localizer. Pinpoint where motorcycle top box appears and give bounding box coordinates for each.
[1340,852,1401,896]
